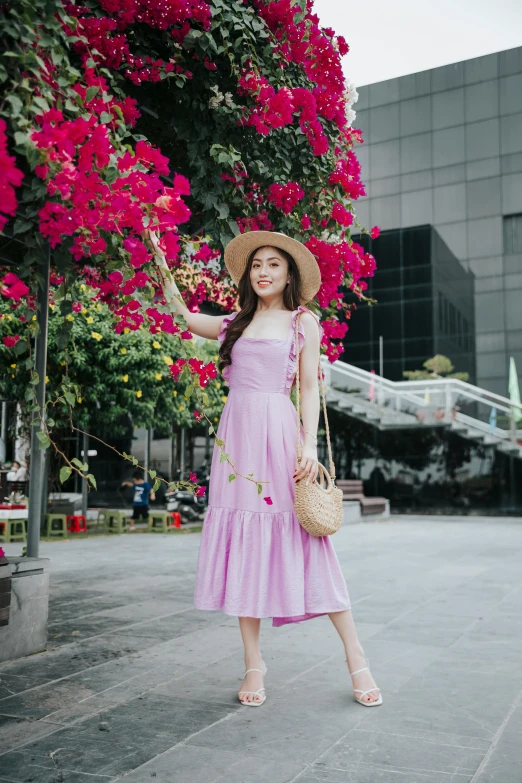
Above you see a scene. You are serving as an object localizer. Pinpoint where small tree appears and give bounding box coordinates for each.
[403,355,469,382]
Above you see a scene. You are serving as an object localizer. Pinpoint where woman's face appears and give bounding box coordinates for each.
[249,246,290,300]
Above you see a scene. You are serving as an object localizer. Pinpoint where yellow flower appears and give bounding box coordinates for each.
[121,348,127,354]
[80,283,86,291]
[124,327,130,334]
[91,331,103,341]
[163,356,173,365]
[96,304,102,312]
[155,373,162,380]
[32,315,36,321]
[221,396,227,403]
[81,308,87,315]
[136,390,142,398]
[11,373,14,378]
[10,363,16,369]
[45,376,49,383]
[122,375,129,383]
[213,355,218,361]
[60,360,66,366]
[86,316,94,324]
[5,314,11,321]
[66,314,74,322]
[214,417,218,422]
[172,390,177,397]
[152,341,161,349]
[178,404,184,411]
[77,397,82,404]
[49,303,55,310]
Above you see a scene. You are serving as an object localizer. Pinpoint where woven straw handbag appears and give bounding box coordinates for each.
[293,313,343,536]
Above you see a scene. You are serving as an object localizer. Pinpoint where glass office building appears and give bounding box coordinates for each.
[353,45,522,397]
[349,225,476,382]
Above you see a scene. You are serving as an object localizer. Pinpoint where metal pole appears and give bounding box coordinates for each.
[27,252,50,558]
[379,335,383,377]
[180,427,186,479]
[0,401,6,463]
[144,427,151,474]
[40,448,49,523]
[81,430,88,520]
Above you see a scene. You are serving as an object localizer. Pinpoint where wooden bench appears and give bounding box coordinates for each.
[336,480,387,516]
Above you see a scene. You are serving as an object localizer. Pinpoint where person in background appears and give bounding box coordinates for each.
[6,460,27,483]
[120,470,155,531]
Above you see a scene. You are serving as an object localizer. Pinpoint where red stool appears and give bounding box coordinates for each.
[170,512,182,529]
[66,515,87,533]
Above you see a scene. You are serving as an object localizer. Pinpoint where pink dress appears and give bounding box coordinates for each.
[193,306,351,627]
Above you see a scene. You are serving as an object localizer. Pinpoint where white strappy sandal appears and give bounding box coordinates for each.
[347,657,383,707]
[238,660,267,707]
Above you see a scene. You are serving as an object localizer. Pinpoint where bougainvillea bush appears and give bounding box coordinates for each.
[0,0,377,487]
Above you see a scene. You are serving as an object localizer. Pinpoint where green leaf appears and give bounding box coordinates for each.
[256,483,263,495]
[32,96,50,112]
[228,473,236,483]
[215,437,224,447]
[46,418,55,428]
[99,111,112,124]
[6,94,23,116]
[219,451,228,463]
[64,391,75,406]
[153,479,161,492]
[185,384,194,398]
[13,218,32,235]
[71,458,84,469]
[208,424,215,435]
[36,431,50,450]
[59,466,72,483]
[87,474,97,489]
[14,339,28,356]
[85,86,99,102]
[149,469,156,480]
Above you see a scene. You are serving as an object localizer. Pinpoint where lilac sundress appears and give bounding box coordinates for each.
[193,305,351,627]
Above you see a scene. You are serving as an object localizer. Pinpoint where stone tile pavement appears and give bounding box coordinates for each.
[1,515,521,782]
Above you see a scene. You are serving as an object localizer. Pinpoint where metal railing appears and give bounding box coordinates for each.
[322,358,522,451]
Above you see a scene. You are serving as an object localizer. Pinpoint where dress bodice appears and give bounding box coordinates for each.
[217,306,321,395]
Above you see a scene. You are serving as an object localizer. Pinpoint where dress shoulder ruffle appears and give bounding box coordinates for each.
[285,306,323,394]
[217,311,239,344]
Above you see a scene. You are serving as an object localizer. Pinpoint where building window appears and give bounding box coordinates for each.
[503,214,522,254]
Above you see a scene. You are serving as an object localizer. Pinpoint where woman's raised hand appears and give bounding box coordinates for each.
[143,228,167,266]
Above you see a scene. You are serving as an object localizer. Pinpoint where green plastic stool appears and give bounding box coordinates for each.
[44,513,67,538]
[101,510,128,535]
[148,510,174,533]
[0,518,27,543]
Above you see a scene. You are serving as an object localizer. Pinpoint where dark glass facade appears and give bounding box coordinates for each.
[347,225,476,382]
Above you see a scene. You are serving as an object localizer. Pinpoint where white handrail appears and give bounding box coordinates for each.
[321,357,522,446]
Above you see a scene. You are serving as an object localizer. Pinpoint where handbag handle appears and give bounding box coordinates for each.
[294,311,336,481]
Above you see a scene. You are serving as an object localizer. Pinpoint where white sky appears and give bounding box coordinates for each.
[313,0,522,87]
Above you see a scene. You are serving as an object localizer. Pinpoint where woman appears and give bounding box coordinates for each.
[150,229,382,708]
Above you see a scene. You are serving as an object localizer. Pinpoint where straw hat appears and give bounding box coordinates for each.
[224,231,321,303]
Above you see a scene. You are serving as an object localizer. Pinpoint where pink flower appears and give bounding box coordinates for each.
[1,273,29,302]
[263,496,273,505]
[195,486,205,497]
[3,335,20,348]
[331,202,353,227]
[0,546,5,558]
[301,214,311,230]
[370,226,380,239]
[189,472,197,482]
[267,182,304,214]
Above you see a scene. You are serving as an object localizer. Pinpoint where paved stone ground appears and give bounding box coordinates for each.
[1,515,522,783]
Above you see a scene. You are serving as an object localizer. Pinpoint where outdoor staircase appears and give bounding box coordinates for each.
[322,359,522,461]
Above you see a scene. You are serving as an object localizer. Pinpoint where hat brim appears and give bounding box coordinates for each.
[223,231,321,304]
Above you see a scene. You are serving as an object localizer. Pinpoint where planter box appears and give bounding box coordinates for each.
[0,557,49,663]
